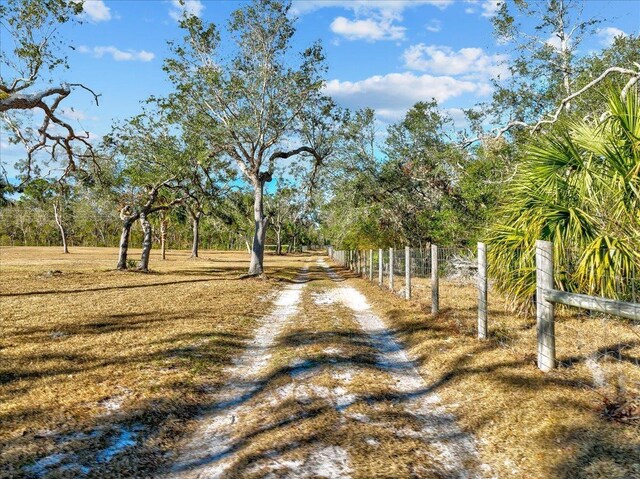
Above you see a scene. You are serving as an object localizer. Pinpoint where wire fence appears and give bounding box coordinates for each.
[329,243,640,397]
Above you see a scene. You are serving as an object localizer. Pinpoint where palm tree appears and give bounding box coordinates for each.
[488,88,640,312]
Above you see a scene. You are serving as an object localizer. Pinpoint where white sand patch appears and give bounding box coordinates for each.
[167,266,310,479]
[246,445,351,479]
[25,453,67,477]
[23,424,139,477]
[585,354,606,388]
[99,396,126,412]
[96,425,141,463]
[312,290,337,306]
[331,367,354,384]
[317,260,481,479]
[295,445,352,478]
[324,347,343,355]
[272,380,357,413]
[345,412,370,423]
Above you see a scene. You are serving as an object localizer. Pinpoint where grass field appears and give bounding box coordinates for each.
[1,247,639,478]
[0,247,302,478]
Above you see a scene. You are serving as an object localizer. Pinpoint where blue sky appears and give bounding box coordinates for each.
[1,0,639,176]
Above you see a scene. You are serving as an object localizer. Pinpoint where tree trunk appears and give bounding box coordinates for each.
[275,226,282,255]
[138,212,153,272]
[53,202,69,254]
[160,211,168,260]
[117,219,134,270]
[191,213,201,258]
[248,177,269,275]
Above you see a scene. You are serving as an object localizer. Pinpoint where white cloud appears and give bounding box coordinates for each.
[78,45,155,62]
[60,108,98,122]
[297,1,453,43]
[169,0,204,21]
[596,27,626,47]
[402,44,508,80]
[291,1,453,16]
[330,16,405,41]
[546,34,562,52]
[77,0,111,22]
[480,0,501,17]
[323,72,489,121]
[425,19,441,33]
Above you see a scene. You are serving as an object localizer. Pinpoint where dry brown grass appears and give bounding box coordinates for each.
[2,247,639,478]
[0,246,306,479]
[356,273,640,479]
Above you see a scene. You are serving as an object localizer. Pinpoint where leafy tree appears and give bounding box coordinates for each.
[322,102,481,249]
[162,0,334,275]
[107,112,185,271]
[490,0,600,125]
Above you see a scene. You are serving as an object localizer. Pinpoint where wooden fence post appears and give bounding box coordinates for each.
[369,249,373,281]
[362,250,366,278]
[405,246,411,300]
[536,240,556,372]
[378,248,383,285]
[478,242,487,339]
[389,247,394,291]
[431,244,439,314]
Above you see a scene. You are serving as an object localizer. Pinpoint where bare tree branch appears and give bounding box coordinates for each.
[462,65,640,149]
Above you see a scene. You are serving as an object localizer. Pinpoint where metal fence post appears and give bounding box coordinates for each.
[431,244,439,314]
[478,242,487,339]
[405,246,411,300]
[378,248,383,285]
[536,240,556,372]
[389,247,394,291]
[369,249,373,281]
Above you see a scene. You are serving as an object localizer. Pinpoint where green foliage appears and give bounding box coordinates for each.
[0,0,83,81]
[488,88,640,312]
[321,101,492,248]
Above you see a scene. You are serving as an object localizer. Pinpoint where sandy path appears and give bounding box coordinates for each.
[166,265,310,479]
[316,260,483,478]
[166,259,486,479]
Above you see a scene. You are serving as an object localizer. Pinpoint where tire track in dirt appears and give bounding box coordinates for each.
[165,264,311,479]
[166,259,488,479]
[316,259,485,479]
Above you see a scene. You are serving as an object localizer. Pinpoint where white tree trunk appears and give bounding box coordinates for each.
[248,179,268,275]
[160,212,168,260]
[275,226,282,255]
[53,202,69,254]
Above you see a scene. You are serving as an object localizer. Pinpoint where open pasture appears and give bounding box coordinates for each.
[1,247,638,478]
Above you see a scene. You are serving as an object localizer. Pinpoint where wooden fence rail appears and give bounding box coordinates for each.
[328,240,638,374]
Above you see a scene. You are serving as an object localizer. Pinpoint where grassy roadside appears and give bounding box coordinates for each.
[353,272,640,479]
[0,247,305,478]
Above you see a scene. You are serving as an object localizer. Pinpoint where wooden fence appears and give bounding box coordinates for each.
[330,241,640,373]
